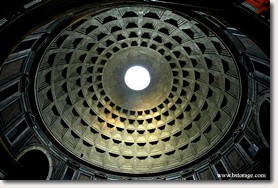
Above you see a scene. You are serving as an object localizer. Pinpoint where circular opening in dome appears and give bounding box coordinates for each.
[124,66,151,91]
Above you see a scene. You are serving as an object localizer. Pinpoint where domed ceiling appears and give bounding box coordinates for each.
[35,6,242,174]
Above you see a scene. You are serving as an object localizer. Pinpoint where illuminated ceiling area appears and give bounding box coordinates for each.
[35,6,241,174]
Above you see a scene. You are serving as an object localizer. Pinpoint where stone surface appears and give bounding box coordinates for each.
[35,6,242,174]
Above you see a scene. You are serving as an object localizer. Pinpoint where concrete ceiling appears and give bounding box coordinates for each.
[35,5,242,174]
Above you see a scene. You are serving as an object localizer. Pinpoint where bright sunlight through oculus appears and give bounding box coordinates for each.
[124,66,151,91]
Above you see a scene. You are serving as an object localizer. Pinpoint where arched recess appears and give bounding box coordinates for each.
[7,146,53,180]
[256,92,270,147]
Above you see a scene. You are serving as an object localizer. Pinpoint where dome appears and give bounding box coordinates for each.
[0,0,270,180]
[35,6,242,174]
